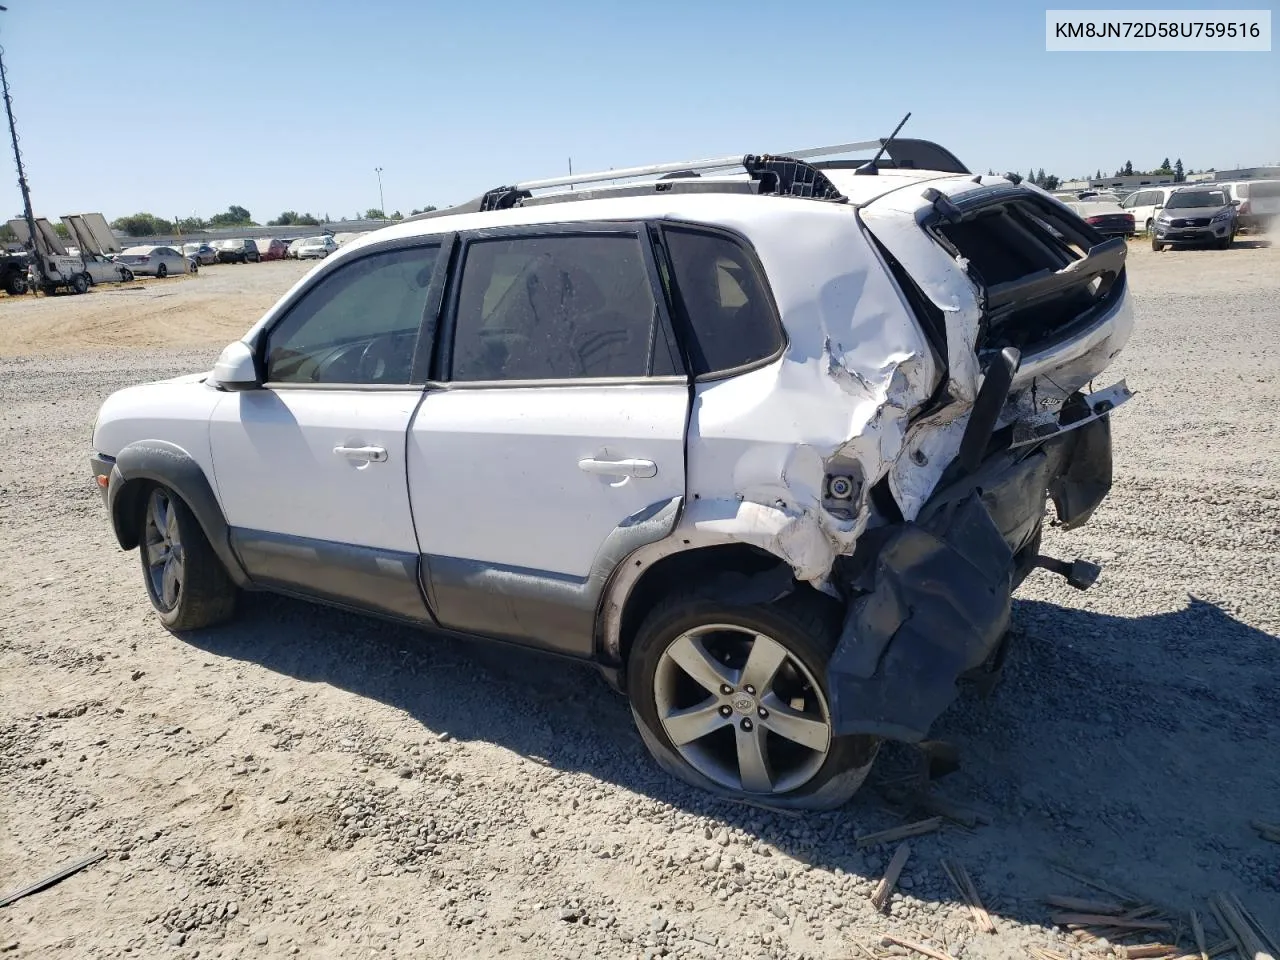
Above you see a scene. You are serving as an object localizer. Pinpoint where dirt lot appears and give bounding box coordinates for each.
[1,244,1277,959]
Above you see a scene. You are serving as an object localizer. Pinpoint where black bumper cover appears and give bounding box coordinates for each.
[827,415,1113,742]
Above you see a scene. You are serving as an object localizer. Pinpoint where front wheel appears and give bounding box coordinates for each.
[627,590,879,810]
[1151,233,1164,252]
[1217,231,1234,250]
[138,486,237,631]
[71,273,89,294]
[156,263,168,278]
[6,273,27,295]
[121,268,134,282]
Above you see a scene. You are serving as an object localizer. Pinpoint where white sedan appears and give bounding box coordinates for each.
[295,236,339,260]
[115,245,192,279]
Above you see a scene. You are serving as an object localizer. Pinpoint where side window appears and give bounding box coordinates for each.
[264,244,440,385]
[450,233,664,381]
[662,227,782,376]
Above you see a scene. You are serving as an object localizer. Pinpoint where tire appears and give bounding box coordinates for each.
[156,263,168,278]
[71,273,89,294]
[1145,218,1154,236]
[6,273,27,295]
[83,271,95,287]
[138,485,237,631]
[1151,233,1163,252]
[121,268,134,282]
[627,589,880,811]
[1217,231,1233,250]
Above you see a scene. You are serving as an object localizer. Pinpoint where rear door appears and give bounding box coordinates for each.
[407,224,689,656]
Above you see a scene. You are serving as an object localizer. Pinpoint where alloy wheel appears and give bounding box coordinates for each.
[653,624,832,795]
[143,489,185,611]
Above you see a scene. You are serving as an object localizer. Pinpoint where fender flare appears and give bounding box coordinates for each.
[107,440,250,588]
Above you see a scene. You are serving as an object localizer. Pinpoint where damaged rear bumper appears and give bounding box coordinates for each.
[827,408,1118,742]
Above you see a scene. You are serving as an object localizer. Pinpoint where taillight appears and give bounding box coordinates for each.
[1085,216,1103,224]
[1238,200,1251,215]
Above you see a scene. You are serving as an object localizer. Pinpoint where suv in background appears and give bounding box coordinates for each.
[1151,186,1238,250]
[87,135,1134,809]
[1120,185,1181,235]
[1220,180,1280,233]
[212,239,261,264]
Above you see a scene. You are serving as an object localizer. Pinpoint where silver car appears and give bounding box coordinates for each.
[295,235,338,259]
[116,245,191,278]
[1151,187,1237,251]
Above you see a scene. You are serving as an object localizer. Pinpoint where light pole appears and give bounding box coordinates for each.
[0,5,44,287]
[374,167,385,218]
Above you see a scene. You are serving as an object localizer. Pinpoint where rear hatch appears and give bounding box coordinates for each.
[857,177,1133,406]
[1243,180,1280,216]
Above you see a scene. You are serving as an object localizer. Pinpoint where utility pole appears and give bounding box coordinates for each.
[0,5,45,287]
[374,166,385,218]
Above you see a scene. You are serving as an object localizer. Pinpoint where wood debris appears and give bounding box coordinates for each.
[1249,820,1280,843]
[1206,940,1235,958]
[940,858,996,933]
[857,817,943,848]
[1047,895,1128,914]
[1209,892,1277,960]
[1052,914,1172,932]
[1030,948,1073,960]
[1118,944,1179,959]
[880,934,958,960]
[1050,862,1143,905]
[1190,909,1208,960]
[871,841,912,912]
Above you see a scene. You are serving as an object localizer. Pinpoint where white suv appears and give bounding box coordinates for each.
[89,135,1135,809]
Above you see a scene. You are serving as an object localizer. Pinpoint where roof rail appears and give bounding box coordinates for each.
[404,134,969,221]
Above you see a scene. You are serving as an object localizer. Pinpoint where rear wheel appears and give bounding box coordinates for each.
[628,589,879,810]
[138,486,237,631]
[156,263,168,278]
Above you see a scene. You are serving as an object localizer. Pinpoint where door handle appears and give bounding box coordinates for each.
[334,445,388,463]
[578,457,657,479]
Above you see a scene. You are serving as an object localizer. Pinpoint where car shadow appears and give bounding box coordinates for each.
[182,589,1280,927]
[1231,237,1273,250]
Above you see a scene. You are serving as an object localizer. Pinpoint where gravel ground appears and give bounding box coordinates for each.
[1,239,1277,959]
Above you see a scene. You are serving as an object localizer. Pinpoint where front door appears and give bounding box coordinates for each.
[210,240,445,621]
[408,227,689,655]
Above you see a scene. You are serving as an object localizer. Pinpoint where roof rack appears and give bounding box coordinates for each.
[405,133,969,221]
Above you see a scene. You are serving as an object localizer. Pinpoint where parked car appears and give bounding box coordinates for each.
[81,253,136,285]
[1151,186,1237,251]
[295,235,338,259]
[182,242,218,266]
[87,138,1134,808]
[1119,185,1182,235]
[1218,179,1280,233]
[211,239,261,264]
[115,245,190,278]
[255,238,288,262]
[1062,199,1136,238]
[286,238,308,259]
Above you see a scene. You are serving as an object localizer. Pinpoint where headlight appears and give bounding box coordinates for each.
[1211,209,1233,222]
[1157,212,1173,222]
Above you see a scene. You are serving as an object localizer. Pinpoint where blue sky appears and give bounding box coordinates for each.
[1,0,1276,223]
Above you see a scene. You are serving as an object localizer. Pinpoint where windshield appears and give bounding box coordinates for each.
[1167,190,1228,209]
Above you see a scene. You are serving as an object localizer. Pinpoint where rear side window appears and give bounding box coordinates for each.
[662,227,782,376]
[450,233,670,381]
[1252,181,1280,199]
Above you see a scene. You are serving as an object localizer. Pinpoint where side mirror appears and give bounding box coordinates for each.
[1231,199,1242,206]
[212,340,262,391]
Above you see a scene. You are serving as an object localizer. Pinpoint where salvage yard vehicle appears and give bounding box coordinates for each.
[116,245,190,277]
[212,238,261,264]
[88,131,1134,809]
[1119,185,1180,236]
[295,235,338,259]
[1061,198,1135,238]
[1219,179,1280,233]
[7,213,133,293]
[1151,186,1237,251]
[183,242,218,266]
[0,248,30,294]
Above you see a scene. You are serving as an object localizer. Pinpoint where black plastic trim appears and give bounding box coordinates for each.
[230,528,434,624]
[424,497,682,657]
[107,440,250,588]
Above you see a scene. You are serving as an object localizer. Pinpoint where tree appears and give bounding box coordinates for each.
[111,213,173,237]
[1003,171,1023,185]
[209,205,254,227]
[1042,173,1061,190]
[1095,168,1102,180]
[1122,160,1134,176]
[175,217,206,233]
[391,211,403,221]
[54,222,70,238]
[410,205,438,215]
[1174,158,1185,182]
[364,208,387,220]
